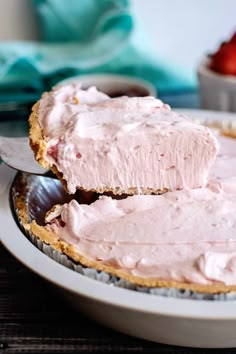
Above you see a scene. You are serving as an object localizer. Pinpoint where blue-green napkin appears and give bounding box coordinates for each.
[0,0,196,105]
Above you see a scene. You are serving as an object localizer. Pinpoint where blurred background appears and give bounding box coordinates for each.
[0,0,235,117]
[1,0,235,73]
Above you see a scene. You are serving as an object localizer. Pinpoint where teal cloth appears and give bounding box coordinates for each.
[0,0,196,105]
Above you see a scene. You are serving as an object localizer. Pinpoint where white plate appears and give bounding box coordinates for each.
[175,108,236,122]
[1,109,236,348]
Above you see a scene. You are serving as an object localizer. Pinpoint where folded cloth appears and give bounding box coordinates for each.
[0,0,196,106]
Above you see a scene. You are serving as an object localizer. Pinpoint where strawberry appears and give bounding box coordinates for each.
[229,32,236,45]
[209,42,236,76]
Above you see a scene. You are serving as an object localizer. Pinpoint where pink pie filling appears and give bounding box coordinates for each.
[44,132,236,286]
[38,83,218,194]
[46,189,236,285]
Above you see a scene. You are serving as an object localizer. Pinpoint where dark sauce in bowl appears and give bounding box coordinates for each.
[108,86,151,98]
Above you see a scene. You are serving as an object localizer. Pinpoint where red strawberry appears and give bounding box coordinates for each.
[229,32,236,45]
[209,43,236,76]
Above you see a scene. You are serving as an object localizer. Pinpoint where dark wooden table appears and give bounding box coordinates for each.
[1,99,236,353]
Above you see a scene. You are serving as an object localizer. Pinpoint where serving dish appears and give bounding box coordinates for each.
[1,109,236,348]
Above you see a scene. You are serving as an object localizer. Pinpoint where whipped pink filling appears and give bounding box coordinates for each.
[46,187,236,285]
[44,133,236,286]
[38,83,218,194]
[209,131,236,190]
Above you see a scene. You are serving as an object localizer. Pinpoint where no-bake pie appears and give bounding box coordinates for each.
[28,82,236,294]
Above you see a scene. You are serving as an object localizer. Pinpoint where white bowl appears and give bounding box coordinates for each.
[56,73,157,98]
[197,58,236,112]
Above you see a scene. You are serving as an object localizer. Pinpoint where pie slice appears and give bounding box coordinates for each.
[29,82,218,194]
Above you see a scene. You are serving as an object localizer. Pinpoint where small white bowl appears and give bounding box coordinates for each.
[56,73,157,98]
[197,58,236,112]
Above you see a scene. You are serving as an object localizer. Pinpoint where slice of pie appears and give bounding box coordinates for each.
[29,82,218,194]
